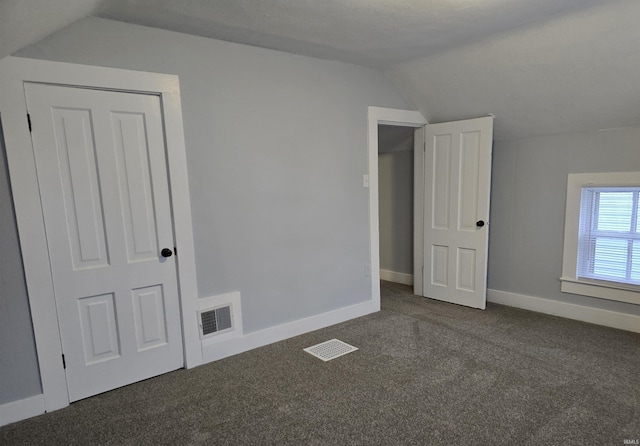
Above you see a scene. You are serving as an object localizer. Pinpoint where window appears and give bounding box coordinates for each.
[578,187,640,285]
[561,172,640,305]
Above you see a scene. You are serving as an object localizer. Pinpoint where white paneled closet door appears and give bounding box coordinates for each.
[25,83,183,401]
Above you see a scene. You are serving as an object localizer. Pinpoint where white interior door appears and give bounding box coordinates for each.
[25,83,184,402]
[422,116,493,309]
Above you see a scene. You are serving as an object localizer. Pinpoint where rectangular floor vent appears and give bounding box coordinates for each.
[199,305,233,338]
[303,339,358,362]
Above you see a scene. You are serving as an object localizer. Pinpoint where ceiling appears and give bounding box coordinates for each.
[379,125,415,153]
[94,0,605,68]
[1,0,639,140]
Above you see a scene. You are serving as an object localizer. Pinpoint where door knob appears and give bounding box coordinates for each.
[476,220,485,228]
[161,248,173,258]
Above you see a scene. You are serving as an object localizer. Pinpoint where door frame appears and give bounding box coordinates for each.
[367,107,427,307]
[0,57,201,412]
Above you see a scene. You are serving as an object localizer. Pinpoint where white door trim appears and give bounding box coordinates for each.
[367,107,427,307]
[0,57,201,413]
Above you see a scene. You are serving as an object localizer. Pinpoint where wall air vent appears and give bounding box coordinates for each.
[197,291,243,345]
[199,305,233,338]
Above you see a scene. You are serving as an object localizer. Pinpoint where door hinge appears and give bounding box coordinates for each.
[174,246,177,255]
[27,114,32,132]
[62,354,66,369]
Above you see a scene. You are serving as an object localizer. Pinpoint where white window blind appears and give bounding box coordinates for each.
[578,187,640,286]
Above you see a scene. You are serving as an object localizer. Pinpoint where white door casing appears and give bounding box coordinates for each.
[367,107,428,309]
[422,117,493,309]
[0,57,199,413]
[413,126,426,297]
[25,83,183,402]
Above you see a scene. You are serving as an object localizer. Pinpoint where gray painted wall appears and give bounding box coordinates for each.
[488,126,640,316]
[378,125,414,275]
[0,121,42,404]
[2,17,408,404]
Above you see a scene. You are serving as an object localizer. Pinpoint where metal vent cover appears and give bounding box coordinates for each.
[200,305,232,337]
[303,339,358,361]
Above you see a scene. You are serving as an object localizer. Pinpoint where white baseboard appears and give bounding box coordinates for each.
[487,289,640,333]
[380,269,413,286]
[0,394,46,427]
[202,299,378,363]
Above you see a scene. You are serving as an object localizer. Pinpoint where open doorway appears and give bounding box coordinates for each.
[366,107,427,309]
[368,107,494,311]
[378,125,415,286]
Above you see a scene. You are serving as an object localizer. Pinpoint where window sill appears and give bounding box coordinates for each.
[560,277,640,305]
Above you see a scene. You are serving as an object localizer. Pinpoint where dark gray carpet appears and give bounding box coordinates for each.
[2,281,639,445]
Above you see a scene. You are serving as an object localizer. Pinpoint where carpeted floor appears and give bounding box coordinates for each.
[2,281,639,445]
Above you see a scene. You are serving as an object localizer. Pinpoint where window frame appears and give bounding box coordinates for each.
[561,172,640,305]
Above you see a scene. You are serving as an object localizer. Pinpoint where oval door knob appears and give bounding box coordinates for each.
[476,220,485,228]
[161,248,173,258]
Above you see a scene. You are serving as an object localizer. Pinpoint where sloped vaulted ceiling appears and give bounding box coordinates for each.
[385,0,640,140]
[0,0,104,60]
[94,0,604,69]
[2,0,639,140]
